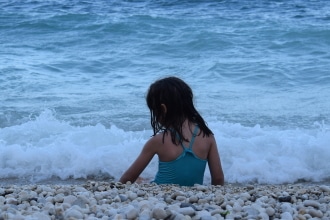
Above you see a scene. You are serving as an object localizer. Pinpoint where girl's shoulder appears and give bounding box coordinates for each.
[148,131,167,145]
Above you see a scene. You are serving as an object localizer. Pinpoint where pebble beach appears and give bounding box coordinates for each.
[1,181,330,220]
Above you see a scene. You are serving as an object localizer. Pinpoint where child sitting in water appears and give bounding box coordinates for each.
[120,77,224,186]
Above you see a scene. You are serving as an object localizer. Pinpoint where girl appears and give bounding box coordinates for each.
[119,77,224,186]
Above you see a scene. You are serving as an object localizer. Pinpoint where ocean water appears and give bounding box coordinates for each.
[1,0,330,185]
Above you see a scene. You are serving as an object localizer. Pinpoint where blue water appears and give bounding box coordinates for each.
[1,0,330,185]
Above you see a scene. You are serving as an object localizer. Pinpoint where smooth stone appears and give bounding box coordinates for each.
[72,196,90,208]
[258,212,269,220]
[63,195,77,204]
[137,190,146,196]
[113,195,121,202]
[279,196,292,202]
[119,194,128,202]
[319,185,330,192]
[125,206,139,219]
[0,196,5,205]
[210,209,225,216]
[281,203,293,215]
[213,214,225,220]
[31,212,52,220]
[240,192,251,201]
[97,186,106,191]
[246,185,255,190]
[171,191,185,199]
[266,207,275,216]
[139,209,151,220]
[308,209,323,218]
[179,207,196,216]
[173,213,187,220]
[195,185,209,192]
[198,198,208,204]
[281,212,294,220]
[224,214,236,219]
[213,196,224,205]
[64,207,84,219]
[176,195,186,201]
[45,196,54,204]
[232,202,242,213]
[195,210,212,219]
[73,186,88,192]
[296,214,307,220]
[180,203,197,210]
[18,191,31,202]
[189,196,198,203]
[113,214,125,219]
[243,207,259,217]
[0,188,5,196]
[152,207,168,219]
[6,198,18,205]
[54,194,64,203]
[303,200,320,209]
[128,192,138,200]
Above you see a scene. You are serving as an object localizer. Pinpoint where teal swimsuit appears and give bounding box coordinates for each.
[153,126,207,186]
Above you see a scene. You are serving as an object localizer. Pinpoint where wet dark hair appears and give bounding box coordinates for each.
[146,76,213,145]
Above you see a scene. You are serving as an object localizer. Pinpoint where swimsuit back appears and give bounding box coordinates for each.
[153,126,207,186]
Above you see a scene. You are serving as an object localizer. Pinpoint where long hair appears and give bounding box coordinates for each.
[146,77,213,145]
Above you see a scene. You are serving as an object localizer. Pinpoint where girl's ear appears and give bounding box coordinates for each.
[160,104,167,114]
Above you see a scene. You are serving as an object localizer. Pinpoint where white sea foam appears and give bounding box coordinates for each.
[1,110,329,184]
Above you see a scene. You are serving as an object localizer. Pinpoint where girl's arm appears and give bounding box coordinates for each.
[119,138,156,184]
[207,136,225,185]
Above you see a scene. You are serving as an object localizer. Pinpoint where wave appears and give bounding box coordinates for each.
[0,110,329,185]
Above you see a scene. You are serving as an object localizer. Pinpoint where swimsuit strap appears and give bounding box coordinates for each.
[172,125,199,149]
[188,125,199,149]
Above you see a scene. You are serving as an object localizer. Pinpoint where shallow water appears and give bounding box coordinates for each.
[1,0,329,184]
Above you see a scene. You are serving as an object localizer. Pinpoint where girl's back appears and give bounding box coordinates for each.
[154,121,213,162]
[151,121,217,186]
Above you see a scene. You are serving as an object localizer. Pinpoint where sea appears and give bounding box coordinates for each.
[1,0,330,185]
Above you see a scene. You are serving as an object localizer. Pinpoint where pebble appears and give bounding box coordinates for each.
[319,185,330,193]
[303,200,320,209]
[179,207,196,216]
[0,182,329,219]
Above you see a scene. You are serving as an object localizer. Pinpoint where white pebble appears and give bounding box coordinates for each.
[266,207,275,216]
[303,200,320,209]
[6,198,18,205]
[240,192,251,201]
[54,194,64,203]
[128,192,138,200]
[113,195,121,202]
[137,190,146,196]
[259,212,270,220]
[125,205,139,219]
[189,195,199,203]
[308,209,323,218]
[196,185,208,192]
[176,195,186,201]
[281,203,293,215]
[319,185,330,192]
[152,207,168,219]
[30,212,52,220]
[179,207,195,216]
[63,195,77,204]
[281,211,294,220]
[65,207,84,219]
[232,202,242,213]
[196,210,211,218]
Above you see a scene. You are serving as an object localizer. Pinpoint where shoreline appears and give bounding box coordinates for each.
[2,176,330,187]
[1,181,329,219]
